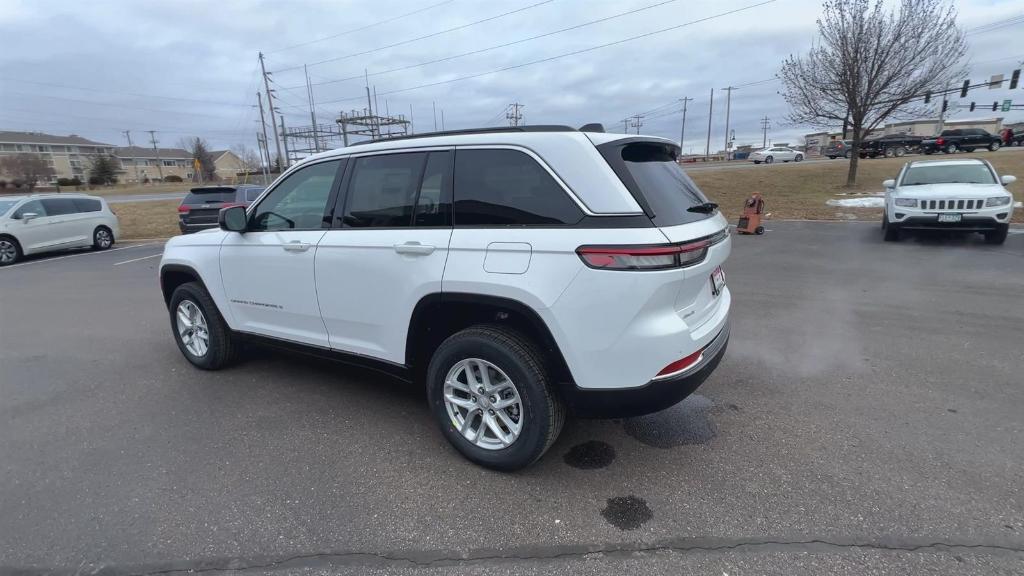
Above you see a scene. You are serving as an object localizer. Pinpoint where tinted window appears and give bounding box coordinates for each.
[41,198,78,216]
[900,163,996,185]
[250,160,340,231]
[616,142,712,227]
[454,149,582,226]
[342,153,425,228]
[72,198,102,212]
[415,152,452,227]
[243,187,265,202]
[183,190,235,205]
[13,200,46,218]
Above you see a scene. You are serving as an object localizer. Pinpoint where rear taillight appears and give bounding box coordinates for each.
[654,348,704,379]
[577,240,709,271]
[177,205,190,213]
[936,137,945,146]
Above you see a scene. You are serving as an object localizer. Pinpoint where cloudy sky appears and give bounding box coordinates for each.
[0,0,1021,156]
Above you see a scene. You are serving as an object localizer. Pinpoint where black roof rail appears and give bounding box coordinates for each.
[346,125,578,147]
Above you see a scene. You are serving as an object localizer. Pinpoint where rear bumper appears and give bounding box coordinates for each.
[562,320,730,418]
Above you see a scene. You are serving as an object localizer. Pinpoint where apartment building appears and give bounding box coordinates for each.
[114,146,194,183]
[0,131,116,182]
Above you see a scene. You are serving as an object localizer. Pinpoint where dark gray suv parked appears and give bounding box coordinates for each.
[177,185,264,234]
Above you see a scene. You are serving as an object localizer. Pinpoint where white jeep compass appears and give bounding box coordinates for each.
[159,125,732,470]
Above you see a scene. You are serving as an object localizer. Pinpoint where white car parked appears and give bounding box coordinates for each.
[159,125,732,470]
[883,158,1016,244]
[749,146,803,164]
[0,193,119,265]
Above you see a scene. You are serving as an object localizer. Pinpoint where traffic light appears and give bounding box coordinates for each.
[992,101,999,111]
[1011,69,1021,90]
[960,80,970,98]
[970,102,976,112]
[924,91,931,104]
[942,100,949,113]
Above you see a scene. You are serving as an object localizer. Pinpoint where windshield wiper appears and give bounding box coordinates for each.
[687,202,719,213]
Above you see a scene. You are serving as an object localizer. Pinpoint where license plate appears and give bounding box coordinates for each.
[938,213,962,223]
[711,266,726,296]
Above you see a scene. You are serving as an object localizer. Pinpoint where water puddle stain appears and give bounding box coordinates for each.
[601,495,652,530]
[622,394,716,448]
[563,440,616,469]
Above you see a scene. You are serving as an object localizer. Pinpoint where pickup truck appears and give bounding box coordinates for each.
[921,129,1002,154]
[858,135,922,159]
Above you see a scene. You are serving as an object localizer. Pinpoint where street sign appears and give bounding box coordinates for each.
[989,74,1004,89]
[1002,99,1013,112]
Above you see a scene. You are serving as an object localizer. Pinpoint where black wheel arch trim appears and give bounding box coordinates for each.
[160,264,208,307]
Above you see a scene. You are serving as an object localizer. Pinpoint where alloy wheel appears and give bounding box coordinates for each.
[176,300,210,357]
[96,229,112,249]
[443,358,523,450]
[0,240,17,264]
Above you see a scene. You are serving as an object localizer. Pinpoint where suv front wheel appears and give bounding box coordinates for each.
[169,281,238,370]
[426,326,565,471]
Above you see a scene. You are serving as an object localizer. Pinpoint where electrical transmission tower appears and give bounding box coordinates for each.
[506,102,524,126]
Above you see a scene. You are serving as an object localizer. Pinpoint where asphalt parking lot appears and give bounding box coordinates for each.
[2,222,1023,575]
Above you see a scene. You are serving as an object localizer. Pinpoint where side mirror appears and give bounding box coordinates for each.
[219,205,247,233]
[21,212,39,222]
[882,179,896,189]
[1001,175,1017,185]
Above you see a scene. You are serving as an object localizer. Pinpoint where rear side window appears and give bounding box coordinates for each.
[244,188,264,202]
[72,198,102,212]
[41,198,78,216]
[342,153,426,228]
[454,149,583,226]
[183,190,235,204]
[603,141,712,227]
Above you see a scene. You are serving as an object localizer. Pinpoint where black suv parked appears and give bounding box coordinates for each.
[177,185,264,234]
[921,129,1002,154]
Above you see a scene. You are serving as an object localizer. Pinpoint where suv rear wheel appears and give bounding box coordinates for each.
[944,143,958,154]
[169,281,238,370]
[989,141,1001,152]
[426,325,565,471]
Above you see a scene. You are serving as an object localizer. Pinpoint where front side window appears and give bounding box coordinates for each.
[14,200,47,219]
[341,153,426,228]
[900,163,996,186]
[250,160,340,231]
[454,149,582,226]
[41,198,78,216]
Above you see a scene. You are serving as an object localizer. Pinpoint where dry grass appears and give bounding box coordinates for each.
[690,149,1024,223]
[85,183,186,197]
[112,200,180,239]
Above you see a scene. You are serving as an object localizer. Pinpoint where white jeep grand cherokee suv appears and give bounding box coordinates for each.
[883,158,1016,244]
[159,126,731,470]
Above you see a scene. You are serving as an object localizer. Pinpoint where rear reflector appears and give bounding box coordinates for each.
[654,348,704,380]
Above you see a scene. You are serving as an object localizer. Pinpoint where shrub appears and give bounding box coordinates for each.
[56,177,82,187]
[0,179,6,189]
[164,174,183,183]
[12,179,25,189]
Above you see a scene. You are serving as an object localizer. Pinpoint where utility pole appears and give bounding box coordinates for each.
[506,102,524,126]
[122,130,140,183]
[279,116,290,168]
[409,104,415,134]
[432,101,438,131]
[629,114,644,134]
[304,64,319,152]
[259,52,283,171]
[441,109,446,131]
[679,96,693,150]
[622,119,630,133]
[722,86,735,159]
[937,81,951,134]
[760,116,771,148]
[704,88,714,160]
[146,130,164,181]
[256,131,269,184]
[256,91,272,171]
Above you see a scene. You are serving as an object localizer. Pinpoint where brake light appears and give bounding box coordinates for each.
[654,348,704,379]
[177,205,190,213]
[577,240,709,270]
[936,137,945,146]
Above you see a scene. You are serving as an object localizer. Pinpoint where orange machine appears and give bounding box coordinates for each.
[736,192,765,235]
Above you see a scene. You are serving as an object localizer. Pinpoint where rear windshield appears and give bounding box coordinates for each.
[183,190,235,204]
[900,164,996,186]
[605,141,712,227]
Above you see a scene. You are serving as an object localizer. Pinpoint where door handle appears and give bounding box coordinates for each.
[282,241,311,252]
[394,242,435,255]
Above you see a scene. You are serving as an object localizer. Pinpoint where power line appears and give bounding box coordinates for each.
[266,0,455,53]
[965,13,1024,35]
[311,0,779,107]
[273,0,556,73]
[1,90,245,119]
[286,0,684,90]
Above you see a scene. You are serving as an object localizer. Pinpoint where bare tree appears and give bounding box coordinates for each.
[779,0,967,186]
[0,154,56,191]
[230,143,261,173]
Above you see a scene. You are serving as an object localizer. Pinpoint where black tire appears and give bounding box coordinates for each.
[426,325,565,471]
[828,155,837,159]
[884,147,895,158]
[92,226,114,250]
[754,225,765,235]
[924,150,934,155]
[765,156,774,164]
[0,235,22,266]
[753,160,761,164]
[944,143,958,154]
[795,154,803,162]
[964,147,975,153]
[989,142,1001,152]
[984,224,1008,245]
[168,281,238,370]
[883,215,901,242]
[894,146,906,157]
[844,150,852,159]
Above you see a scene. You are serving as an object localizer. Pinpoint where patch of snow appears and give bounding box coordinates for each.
[826,197,885,208]
[1015,201,1022,208]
